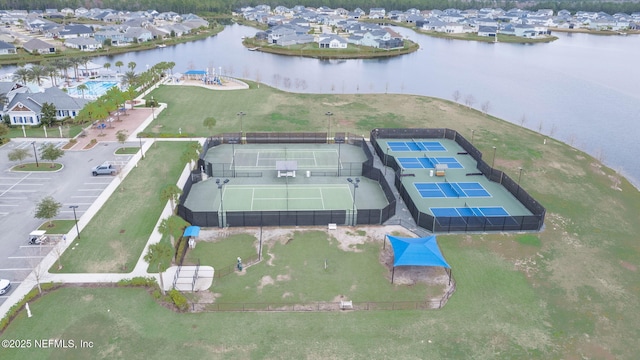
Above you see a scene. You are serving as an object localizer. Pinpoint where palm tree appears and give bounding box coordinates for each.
[69,57,83,79]
[103,62,111,73]
[127,61,136,72]
[167,61,175,75]
[121,70,138,88]
[43,62,59,87]
[115,60,123,73]
[79,56,91,78]
[53,58,72,84]
[12,67,30,85]
[77,83,88,99]
[27,64,46,86]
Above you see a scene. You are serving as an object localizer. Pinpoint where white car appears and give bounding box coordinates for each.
[0,279,10,295]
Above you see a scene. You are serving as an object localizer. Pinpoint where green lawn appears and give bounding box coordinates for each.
[38,220,76,234]
[115,147,141,155]
[10,163,62,171]
[2,87,640,358]
[184,233,257,271]
[6,124,83,139]
[51,142,195,273]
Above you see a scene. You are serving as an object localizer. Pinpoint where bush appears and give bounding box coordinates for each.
[168,289,189,312]
[116,277,157,287]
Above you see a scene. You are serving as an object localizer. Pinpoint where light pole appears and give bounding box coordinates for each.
[490,146,497,178]
[138,137,144,159]
[335,135,344,176]
[517,167,524,195]
[69,205,80,239]
[385,146,390,175]
[151,96,156,121]
[325,111,333,143]
[229,137,240,177]
[237,111,246,143]
[216,178,230,228]
[471,129,475,144]
[31,141,39,167]
[347,177,360,226]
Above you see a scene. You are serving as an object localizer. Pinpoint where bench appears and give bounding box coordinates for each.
[328,223,337,230]
[340,300,353,310]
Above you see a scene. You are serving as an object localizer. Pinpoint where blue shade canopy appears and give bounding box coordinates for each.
[183,226,200,237]
[387,235,450,269]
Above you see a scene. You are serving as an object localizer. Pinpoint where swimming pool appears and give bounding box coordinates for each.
[67,81,119,98]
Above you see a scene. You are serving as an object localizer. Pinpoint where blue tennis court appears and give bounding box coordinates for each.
[398,157,463,169]
[430,206,509,217]
[387,141,447,152]
[414,182,491,198]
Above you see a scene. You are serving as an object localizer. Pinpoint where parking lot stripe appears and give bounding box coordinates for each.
[0,268,33,271]
[71,195,98,198]
[7,256,46,259]
[0,173,32,197]
[0,204,18,206]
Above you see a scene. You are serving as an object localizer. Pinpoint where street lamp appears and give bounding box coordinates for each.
[216,178,230,228]
[31,141,39,167]
[347,177,360,226]
[138,137,144,159]
[471,129,475,144]
[325,111,333,143]
[151,96,156,121]
[69,205,80,239]
[237,111,246,143]
[334,135,345,176]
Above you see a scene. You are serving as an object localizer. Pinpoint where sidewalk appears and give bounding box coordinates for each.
[0,89,192,321]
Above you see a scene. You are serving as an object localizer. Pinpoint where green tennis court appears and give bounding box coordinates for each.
[222,184,354,211]
[233,148,339,170]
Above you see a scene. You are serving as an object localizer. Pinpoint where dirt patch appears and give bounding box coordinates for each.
[257,275,275,290]
[82,294,94,302]
[620,260,637,272]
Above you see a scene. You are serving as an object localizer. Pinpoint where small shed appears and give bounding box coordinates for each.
[435,163,448,177]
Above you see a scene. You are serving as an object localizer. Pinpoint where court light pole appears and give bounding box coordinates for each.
[347,177,360,226]
[490,146,497,178]
[237,111,246,143]
[325,111,333,143]
[517,167,524,196]
[216,178,230,228]
[229,137,240,177]
[385,146,390,175]
[471,129,475,144]
[335,135,344,176]
[31,141,39,167]
[69,205,80,239]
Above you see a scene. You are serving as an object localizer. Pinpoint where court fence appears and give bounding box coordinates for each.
[370,128,545,233]
[190,279,456,312]
[178,133,396,228]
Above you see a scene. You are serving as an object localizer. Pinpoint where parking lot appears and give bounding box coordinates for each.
[0,140,134,304]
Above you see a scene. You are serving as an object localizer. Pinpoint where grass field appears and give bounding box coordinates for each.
[50,142,195,273]
[2,86,640,359]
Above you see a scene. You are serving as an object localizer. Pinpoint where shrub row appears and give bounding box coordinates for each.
[168,289,189,312]
[116,277,158,287]
[137,132,194,138]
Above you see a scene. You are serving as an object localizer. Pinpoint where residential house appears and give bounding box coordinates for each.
[22,38,56,54]
[94,29,125,45]
[318,34,347,48]
[276,34,314,46]
[369,8,386,19]
[56,24,94,39]
[123,27,153,43]
[478,25,498,37]
[0,40,16,54]
[6,87,89,125]
[0,82,29,110]
[64,37,102,51]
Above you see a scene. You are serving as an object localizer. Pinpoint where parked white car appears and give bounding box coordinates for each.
[0,279,10,295]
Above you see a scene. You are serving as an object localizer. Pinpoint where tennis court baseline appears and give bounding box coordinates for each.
[387,141,446,152]
[414,182,491,198]
[222,184,354,211]
[233,149,339,170]
[398,157,463,169]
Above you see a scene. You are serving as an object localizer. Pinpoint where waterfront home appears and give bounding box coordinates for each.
[6,87,89,125]
[22,38,56,54]
[0,40,16,55]
[65,37,102,51]
[318,34,347,48]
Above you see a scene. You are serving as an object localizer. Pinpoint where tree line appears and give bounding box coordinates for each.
[1,0,640,15]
